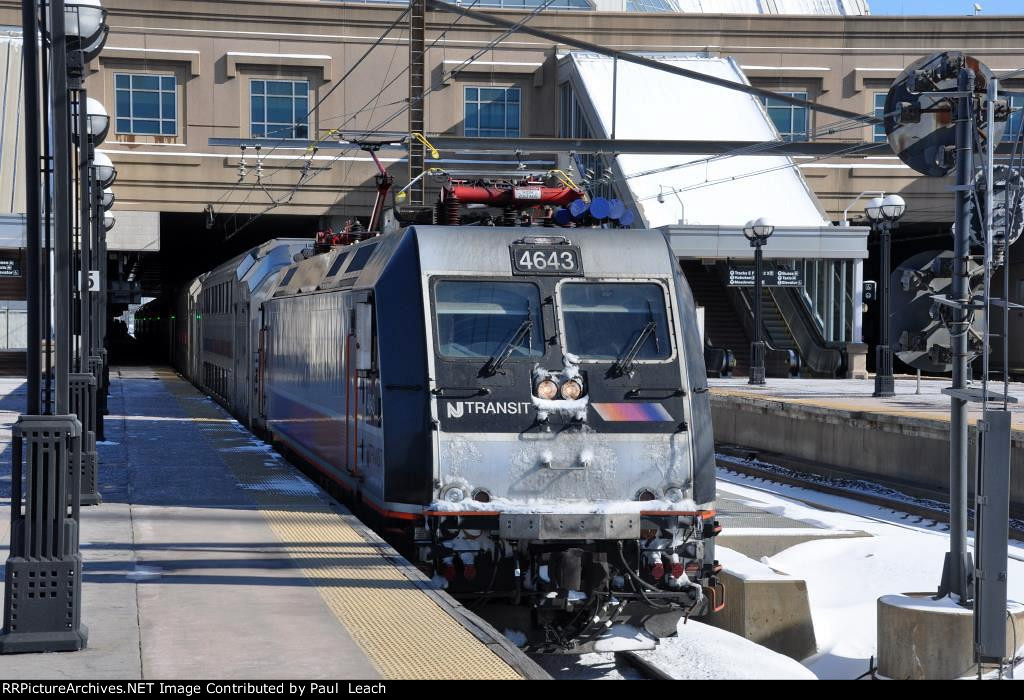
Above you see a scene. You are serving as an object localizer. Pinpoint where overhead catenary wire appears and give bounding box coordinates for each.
[221,0,927,237]
[219,0,490,237]
[211,7,411,219]
[633,140,880,203]
[224,0,559,238]
[621,113,883,182]
[239,0,485,191]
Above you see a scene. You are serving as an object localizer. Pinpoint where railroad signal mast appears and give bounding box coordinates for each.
[884,50,1023,672]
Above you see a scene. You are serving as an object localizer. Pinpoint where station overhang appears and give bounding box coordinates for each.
[663,224,870,261]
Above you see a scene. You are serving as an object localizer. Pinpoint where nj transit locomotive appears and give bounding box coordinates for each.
[139,225,721,651]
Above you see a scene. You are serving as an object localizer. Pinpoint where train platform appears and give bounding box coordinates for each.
[0,367,545,680]
[708,376,1024,504]
[710,376,1024,429]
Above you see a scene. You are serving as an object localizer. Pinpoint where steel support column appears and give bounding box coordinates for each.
[939,66,977,603]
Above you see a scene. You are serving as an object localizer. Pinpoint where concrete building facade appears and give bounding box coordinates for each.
[0,0,1021,375]
[0,1,1020,236]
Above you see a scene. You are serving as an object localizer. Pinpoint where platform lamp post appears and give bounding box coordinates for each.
[0,0,108,654]
[743,217,775,385]
[68,3,109,508]
[865,194,906,398]
[73,100,110,507]
[95,184,116,440]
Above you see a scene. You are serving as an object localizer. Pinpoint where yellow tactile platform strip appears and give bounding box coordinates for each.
[157,368,523,680]
[258,508,521,680]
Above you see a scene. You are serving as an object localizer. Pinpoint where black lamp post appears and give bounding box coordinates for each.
[743,217,775,385]
[866,194,906,398]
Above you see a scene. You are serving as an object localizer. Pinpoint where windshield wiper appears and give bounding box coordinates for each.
[610,320,656,377]
[481,316,532,377]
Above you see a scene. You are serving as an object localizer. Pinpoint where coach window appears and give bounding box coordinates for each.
[433,280,543,359]
[558,282,672,362]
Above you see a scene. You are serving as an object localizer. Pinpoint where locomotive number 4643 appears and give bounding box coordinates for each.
[509,245,583,276]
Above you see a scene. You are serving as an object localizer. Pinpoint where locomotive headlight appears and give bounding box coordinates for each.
[535,378,558,400]
[664,487,685,503]
[442,486,465,503]
[559,378,583,400]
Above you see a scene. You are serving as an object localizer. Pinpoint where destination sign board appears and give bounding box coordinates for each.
[727,267,804,288]
[0,257,21,278]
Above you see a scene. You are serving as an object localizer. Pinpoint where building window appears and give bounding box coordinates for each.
[1004,93,1023,143]
[874,92,888,143]
[465,86,520,138]
[761,91,808,142]
[251,80,309,139]
[115,73,176,136]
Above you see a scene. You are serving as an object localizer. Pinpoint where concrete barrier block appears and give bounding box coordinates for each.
[877,593,1024,679]
[706,569,817,661]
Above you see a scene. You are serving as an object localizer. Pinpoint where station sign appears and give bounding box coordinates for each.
[727,266,804,288]
[0,257,22,278]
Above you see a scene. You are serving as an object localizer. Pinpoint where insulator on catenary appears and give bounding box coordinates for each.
[444,194,461,225]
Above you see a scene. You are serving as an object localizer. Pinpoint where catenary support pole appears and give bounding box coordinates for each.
[408,0,426,207]
[940,65,977,603]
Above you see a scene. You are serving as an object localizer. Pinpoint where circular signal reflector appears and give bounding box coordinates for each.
[569,198,589,218]
[884,51,1003,177]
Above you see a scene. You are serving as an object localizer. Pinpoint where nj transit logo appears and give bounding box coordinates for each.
[446,401,533,419]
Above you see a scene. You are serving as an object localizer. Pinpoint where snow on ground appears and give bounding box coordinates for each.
[534,618,813,680]
[592,624,657,653]
[635,620,816,680]
[717,472,1024,680]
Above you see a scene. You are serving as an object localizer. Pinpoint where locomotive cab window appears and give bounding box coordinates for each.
[433,280,543,359]
[558,282,673,361]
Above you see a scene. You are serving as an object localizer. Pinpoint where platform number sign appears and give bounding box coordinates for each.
[79,270,100,292]
[509,245,583,276]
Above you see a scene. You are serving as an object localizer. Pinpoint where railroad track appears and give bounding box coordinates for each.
[715,452,1024,545]
[615,651,675,680]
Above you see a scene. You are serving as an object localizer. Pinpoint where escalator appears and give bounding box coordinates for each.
[680,260,842,378]
[681,261,747,375]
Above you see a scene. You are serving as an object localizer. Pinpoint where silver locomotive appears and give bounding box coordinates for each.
[139,225,722,651]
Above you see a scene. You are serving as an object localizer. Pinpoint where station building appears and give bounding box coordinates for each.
[0,0,1020,376]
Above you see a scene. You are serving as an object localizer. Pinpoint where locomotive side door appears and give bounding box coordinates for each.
[346,293,380,490]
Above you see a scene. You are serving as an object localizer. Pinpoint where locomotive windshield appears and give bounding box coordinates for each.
[559,282,672,361]
[434,280,544,359]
